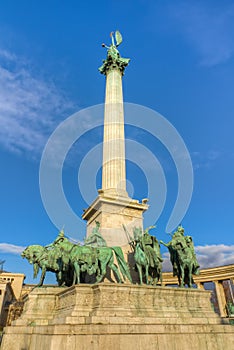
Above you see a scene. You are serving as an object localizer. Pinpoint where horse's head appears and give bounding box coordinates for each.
[21,246,32,262]
[21,245,44,264]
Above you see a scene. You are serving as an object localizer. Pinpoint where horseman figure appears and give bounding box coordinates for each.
[142,226,163,269]
[22,225,132,286]
[126,226,163,285]
[21,229,78,287]
[160,225,200,287]
[84,221,107,247]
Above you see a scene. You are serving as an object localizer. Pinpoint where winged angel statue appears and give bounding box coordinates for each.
[99,30,130,74]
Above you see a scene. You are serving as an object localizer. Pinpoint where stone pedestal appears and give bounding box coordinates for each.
[82,193,148,246]
[1,284,234,350]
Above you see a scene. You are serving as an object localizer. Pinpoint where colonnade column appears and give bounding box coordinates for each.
[214,280,227,317]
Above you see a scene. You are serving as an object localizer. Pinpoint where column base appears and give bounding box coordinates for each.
[82,193,148,247]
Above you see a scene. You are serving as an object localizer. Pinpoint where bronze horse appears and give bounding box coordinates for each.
[127,227,162,285]
[22,242,132,286]
[70,245,132,284]
[21,245,73,286]
[160,240,195,287]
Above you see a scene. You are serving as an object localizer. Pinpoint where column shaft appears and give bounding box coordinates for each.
[214,280,227,317]
[102,68,127,197]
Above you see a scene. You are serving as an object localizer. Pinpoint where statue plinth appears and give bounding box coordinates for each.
[2,284,234,350]
[82,192,148,247]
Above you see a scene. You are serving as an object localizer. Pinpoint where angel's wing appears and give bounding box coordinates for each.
[115,30,123,46]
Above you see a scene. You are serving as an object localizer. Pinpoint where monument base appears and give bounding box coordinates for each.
[1,284,234,350]
[82,193,148,246]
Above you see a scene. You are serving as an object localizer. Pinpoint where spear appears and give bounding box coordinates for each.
[123,225,134,251]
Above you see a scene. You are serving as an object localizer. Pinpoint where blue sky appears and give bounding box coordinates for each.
[0,0,233,283]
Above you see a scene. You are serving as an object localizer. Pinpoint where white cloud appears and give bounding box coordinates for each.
[162,251,172,271]
[162,244,234,271]
[191,150,222,170]
[0,48,76,157]
[0,49,16,61]
[170,2,234,66]
[0,243,25,255]
[195,244,234,268]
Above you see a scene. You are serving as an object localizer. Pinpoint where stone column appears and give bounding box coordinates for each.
[214,280,227,317]
[82,34,148,247]
[228,279,234,304]
[102,67,128,198]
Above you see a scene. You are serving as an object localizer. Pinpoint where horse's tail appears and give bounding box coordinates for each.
[111,247,132,283]
[33,262,40,278]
